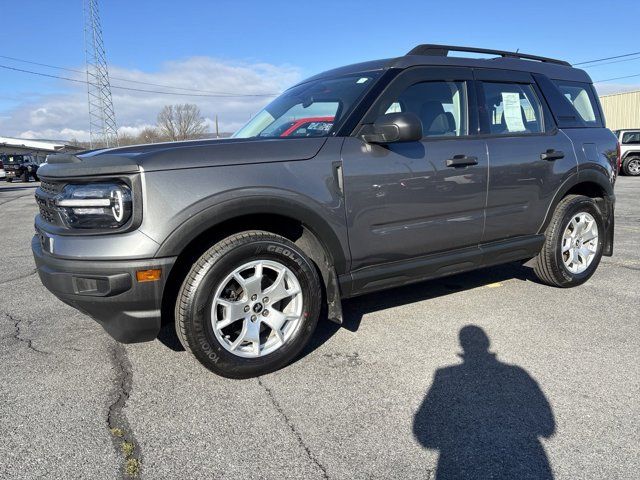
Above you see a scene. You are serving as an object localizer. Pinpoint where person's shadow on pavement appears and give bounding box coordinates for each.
[413,325,555,480]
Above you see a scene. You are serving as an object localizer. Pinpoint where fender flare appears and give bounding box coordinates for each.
[154,191,349,274]
[622,150,640,160]
[538,169,615,255]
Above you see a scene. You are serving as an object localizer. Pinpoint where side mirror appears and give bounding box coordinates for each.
[362,112,423,144]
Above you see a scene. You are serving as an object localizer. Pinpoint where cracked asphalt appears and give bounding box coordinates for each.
[0,178,638,479]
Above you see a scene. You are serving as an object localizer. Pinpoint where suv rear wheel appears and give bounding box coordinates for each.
[622,156,640,176]
[175,231,321,378]
[533,195,604,287]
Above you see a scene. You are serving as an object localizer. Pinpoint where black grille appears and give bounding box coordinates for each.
[35,180,64,226]
[39,180,64,195]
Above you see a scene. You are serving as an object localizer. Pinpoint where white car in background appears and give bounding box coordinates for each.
[0,158,5,180]
[614,129,640,176]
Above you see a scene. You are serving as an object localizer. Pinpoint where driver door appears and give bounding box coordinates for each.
[340,67,488,287]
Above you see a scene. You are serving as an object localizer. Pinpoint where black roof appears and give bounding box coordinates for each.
[301,44,591,85]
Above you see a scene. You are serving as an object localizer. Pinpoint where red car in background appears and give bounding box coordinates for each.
[279,117,334,137]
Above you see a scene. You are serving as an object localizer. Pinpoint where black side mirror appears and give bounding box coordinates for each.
[362,112,423,144]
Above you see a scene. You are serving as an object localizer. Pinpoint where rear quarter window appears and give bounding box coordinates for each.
[552,80,601,126]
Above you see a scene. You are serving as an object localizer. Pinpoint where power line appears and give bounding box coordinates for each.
[0,63,279,98]
[594,73,640,82]
[0,54,279,96]
[574,51,640,66]
[581,55,640,69]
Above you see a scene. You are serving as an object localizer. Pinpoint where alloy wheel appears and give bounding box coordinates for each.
[561,212,599,274]
[211,259,303,358]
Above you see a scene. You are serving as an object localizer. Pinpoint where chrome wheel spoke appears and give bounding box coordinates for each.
[579,246,593,260]
[582,228,598,243]
[216,299,246,328]
[264,270,301,304]
[569,248,579,266]
[242,263,264,298]
[262,310,296,342]
[230,319,261,354]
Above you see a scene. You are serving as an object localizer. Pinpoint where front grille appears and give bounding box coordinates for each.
[39,180,64,195]
[35,180,65,226]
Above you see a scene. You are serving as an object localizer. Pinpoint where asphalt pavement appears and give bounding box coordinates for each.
[0,177,638,479]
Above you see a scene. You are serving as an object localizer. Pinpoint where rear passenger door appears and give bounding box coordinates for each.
[475,69,577,243]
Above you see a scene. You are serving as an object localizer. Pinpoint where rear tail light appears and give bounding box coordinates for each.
[616,141,622,172]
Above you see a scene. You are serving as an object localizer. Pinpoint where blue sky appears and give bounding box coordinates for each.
[1,0,639,139]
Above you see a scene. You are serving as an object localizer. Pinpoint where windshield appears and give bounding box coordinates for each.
[233,73,381,139]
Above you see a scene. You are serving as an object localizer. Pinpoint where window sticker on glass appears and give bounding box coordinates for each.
[501,92,526,132]
[307,122,333,133]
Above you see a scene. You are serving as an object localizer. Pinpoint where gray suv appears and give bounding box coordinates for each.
[33,45,618,378]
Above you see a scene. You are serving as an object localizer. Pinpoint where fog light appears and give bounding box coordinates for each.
[136,269,161,282]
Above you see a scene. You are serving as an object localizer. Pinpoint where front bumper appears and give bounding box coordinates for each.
[32,236,176,343]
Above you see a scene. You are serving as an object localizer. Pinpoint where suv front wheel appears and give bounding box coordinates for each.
[533,195,604,287]
[175,231,321,378]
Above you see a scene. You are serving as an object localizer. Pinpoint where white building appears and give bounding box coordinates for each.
[0,136,83,162]
[598,90,640,131]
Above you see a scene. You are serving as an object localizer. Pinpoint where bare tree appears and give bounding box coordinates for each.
[156,104,208,141]
[138,126,163,144]
[117,132,136,146]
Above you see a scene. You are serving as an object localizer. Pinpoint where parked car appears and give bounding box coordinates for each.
[33,44,618,378]
[280,117,335,137]
[257,116,335,138]
[0,158,5,180]
[613,129,640,176]
[2,154,40,182]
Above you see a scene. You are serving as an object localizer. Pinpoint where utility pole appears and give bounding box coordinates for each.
[215,114,219,138]
[84,0,118,148]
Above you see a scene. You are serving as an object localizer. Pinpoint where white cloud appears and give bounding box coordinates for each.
[0,57,302,142]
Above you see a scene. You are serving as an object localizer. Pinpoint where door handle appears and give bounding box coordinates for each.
[540,149,565,161]
[446,154,478,168]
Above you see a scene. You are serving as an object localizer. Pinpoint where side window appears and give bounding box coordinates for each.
[481,82,544,135]
[382,81,468,137]
[622,131,640,144]
[553,81,599,125]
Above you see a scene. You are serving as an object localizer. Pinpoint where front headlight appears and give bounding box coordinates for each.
[55,182,132,229]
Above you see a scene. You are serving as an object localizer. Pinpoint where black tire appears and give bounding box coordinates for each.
[533,195,604,287]
[175,230,322,378]
[6,178,12,183]
[621,156,640,176]
[33,174,39,182]
[21,171,29,182]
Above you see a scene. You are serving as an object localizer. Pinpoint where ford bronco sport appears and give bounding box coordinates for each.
[33,45,618,378]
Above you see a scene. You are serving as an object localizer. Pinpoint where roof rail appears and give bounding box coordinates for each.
[406,44,571,67]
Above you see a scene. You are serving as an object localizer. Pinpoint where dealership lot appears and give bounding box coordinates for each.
[0,178,638,479]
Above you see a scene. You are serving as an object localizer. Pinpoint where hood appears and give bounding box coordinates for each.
[38,137,328,178]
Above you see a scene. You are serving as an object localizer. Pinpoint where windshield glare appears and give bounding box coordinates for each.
[233,73,380,139]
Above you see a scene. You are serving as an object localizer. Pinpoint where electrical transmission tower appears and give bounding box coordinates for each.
[84,0,118,148]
